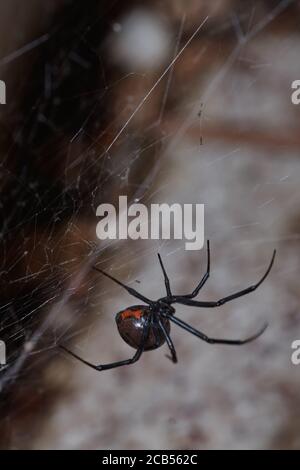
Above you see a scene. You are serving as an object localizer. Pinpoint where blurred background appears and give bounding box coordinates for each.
[0,0,300,449]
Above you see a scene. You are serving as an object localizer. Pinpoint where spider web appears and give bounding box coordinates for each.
[0,0,299,450]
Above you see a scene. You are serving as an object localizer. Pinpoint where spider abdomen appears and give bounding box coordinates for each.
[115,306,170,351]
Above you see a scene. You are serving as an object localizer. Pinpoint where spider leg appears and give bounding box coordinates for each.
[157,254,172,297]
[93,266,152,304]
[178,239,210,299]
[172,250,276,308]
[157,316,178,363]
[167,314,268,345]
[60,318,150,371]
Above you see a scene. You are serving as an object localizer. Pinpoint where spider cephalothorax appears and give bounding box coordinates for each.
[61,241,276,371]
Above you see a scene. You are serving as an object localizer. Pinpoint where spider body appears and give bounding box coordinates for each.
[116,305,170,351]
[60,241,276,372]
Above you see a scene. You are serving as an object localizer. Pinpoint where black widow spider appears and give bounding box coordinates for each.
[60,241,276,371]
